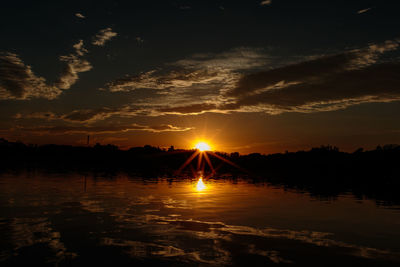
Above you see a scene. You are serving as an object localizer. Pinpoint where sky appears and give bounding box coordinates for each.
[1,0,400,154]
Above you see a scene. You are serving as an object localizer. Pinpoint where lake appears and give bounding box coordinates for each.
[0,171,399,266]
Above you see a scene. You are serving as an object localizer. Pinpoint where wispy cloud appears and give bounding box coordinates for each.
[72,40,88,56]
[75,13,85,19]
[15,111,59,121]
[15,39,399,120]
[0,53,60,100]
[229,62,400,114]
[0,28,118,100]
[228,40,399,98]
[0,45,92,100]
[92,28,117,46]
[55,39,92,90]
[132,39,400,116]
[12,123,193,135]
[357,7,372,14]
[260,0,272,6]
[16,106,148,123]
[56,55,92,90]
[105,47,272,114]
[107,48,270,92]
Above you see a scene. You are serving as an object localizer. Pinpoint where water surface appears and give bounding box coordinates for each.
[0,172,399,266]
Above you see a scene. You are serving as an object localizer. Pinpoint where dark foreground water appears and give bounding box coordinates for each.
[0,172,399,266]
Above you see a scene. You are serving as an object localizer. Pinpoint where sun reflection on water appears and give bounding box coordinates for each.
[196,177,206,192]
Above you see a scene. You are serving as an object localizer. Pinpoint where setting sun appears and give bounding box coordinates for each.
[194,142,211,152]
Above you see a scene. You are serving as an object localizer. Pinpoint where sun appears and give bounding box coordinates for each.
[194,141,211,152]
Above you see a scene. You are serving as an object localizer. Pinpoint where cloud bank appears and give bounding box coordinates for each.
[12,40,400,125]
[133,39,400,116]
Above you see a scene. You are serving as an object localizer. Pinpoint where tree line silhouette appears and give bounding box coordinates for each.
[1,138,399,205]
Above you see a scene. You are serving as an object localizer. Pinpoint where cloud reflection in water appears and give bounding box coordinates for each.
[1,174,400,266]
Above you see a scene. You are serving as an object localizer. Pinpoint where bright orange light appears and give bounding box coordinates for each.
[196,177,206,191]
[194,142,211,152]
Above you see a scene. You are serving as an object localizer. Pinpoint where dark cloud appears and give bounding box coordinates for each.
[55,55,92,90]
[227,53,357,98]
[229,40,399,98]
[106,47,269,93]
[12,123,193,135]
[62,108,117,122]
[0,40,92,100]
[16,107,141,123]
[158,103,219,114]
[0,25,121,100]
[0,53,61,100]
[233,63,400,112]
[156,40,400,115]
[157,62,400,115]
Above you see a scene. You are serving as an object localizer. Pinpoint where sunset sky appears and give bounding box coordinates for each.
[1,0,400,154]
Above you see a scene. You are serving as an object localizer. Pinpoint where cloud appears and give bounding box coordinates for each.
[61,108,120,122]
[75,13,85,19]
[228,40,399,98]
[350,40,399,68]
[60,107,144,123]
[107,47,270,92]
[15,106,141,123]
[105,47,272,114]
[107,69,235,93]
[0,53,61,100]
[260,0,272,6]
[14,39,399,120]
[14,103,181,124]
[149,39,400,115]
[92,28,117,46]
[158,62,400,115]
[93,40,400,117]
[1,26,117,101]
[72,40,88,56]
[174,47,271,71]
[158,103,220,115]
[0,39,94,100]
[15,111,59,121]
[12,123,193,135]
[357,8,372,14]
[55,39,92,90]
[231,63,400,114]
[56,54,92,90]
